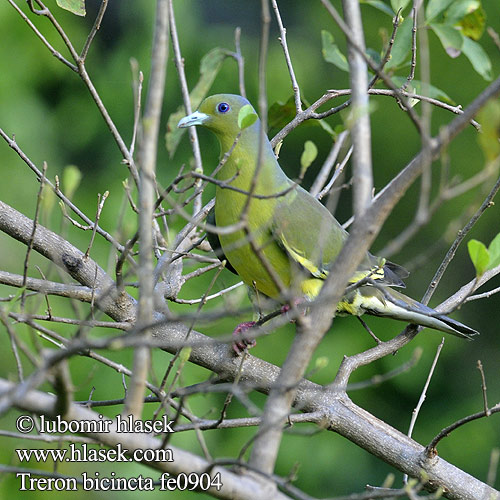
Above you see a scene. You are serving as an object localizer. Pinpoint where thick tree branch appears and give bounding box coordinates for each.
[341,0,373,216]
[124,0,169,421]
[0,200,136,322]
[0,378,292,500]
[2,197,499,498]
[1,73,499,500]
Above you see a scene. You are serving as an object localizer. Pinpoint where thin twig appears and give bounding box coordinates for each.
[0,309,24,381]
[168,0,203,214]
[21,162,47,308]
[309,131,348,197]
[212,354,251,431]
[404,338,445,483]
[0,129,125,251]
[172,282,243,305]
[80,0,108,62]
[400,8,417,91]
[123,0,169,420]
[347,347,422,391]
[422,174,500,305]
[477,360,490,416]
[271,0,301,112]
[129,62,144,158]
[84,191,109,259]
[317,144,353,201]
[466,285,500,302]
[234,27,246,98]
[7,0,77,70]
[425,402,500,457]
[9,311,130,330]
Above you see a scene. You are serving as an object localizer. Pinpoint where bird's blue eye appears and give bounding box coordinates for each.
[217,102,230,114]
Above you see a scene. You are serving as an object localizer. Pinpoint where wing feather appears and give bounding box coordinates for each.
[270,185,408,290]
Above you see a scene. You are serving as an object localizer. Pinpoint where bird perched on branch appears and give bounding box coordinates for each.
[178,94,478,351]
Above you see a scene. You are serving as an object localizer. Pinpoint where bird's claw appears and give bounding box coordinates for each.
[232,321,257,355]
[281,298,306,322]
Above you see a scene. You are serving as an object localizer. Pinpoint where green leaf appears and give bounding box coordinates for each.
[391,77,454,104]
[487,233,500,271]
[268,96,335,139]
[237,104,258,130]
[444,0,479,25]
[316,116,335,137]
[321,30,349,72]
[179,347,192,364]
[459,5,486,40]
[41,184,56,214]
[426,0,455,23]
[461,36,492,80]
[468,239,489,276]
[391,0,411,14]
[361,0,395,16]
[386,17,413,69]
[430,23,463,57]
[300,141,318,178]
[56,0,86,16]
[314,356,329,370]
[166,47,229,157]
[268,96,296,130]
[477,100,500,160]
[62,165,82,200]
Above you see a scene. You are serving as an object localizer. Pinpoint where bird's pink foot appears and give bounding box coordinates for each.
[232,321,257,355]
[281,298,306,321]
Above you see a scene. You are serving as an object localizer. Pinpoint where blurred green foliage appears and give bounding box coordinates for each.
[0,0,499,498]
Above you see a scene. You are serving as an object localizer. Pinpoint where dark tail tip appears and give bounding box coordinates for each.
[439,315,479,340]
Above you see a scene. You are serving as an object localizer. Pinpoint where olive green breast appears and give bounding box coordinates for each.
[215,186,291,299]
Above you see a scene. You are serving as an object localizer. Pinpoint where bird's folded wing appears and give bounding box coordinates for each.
[271,185,409,288]
[270,185,346,279]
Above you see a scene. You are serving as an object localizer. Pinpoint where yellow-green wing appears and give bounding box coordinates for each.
[271,185,408,297]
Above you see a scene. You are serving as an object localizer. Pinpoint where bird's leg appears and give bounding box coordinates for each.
[230,281,262,355]
[281,297,307,321]
[232,299,304,355]
[357,317,382,345]
[232,298,308,355]
[232,321,258,355]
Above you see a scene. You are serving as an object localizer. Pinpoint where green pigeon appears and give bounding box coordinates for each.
[178,94,478,349]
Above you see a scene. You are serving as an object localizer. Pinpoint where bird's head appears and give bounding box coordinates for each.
[178,94,257,141]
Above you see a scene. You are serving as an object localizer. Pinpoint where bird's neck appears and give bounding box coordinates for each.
[215,122,289,194]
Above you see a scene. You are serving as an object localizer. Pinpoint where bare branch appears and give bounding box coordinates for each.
[7,0,77,70]
[309,131,349,197]
[407,338,445,440]
[340,0,373,216]
[1,194,499,497]
[21,161,47,308]
[168,0,204,214]
[233,27,246,98]
[426,402,500,457]
[0,378,293,500]
[271,0,302,112]
[0,200,136,322]
[124,0,169,420]
[422,174,500,305]
[80,0,108,62]
[0,129,125,252]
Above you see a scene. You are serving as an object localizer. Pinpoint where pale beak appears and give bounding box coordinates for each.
[178,111,209,128]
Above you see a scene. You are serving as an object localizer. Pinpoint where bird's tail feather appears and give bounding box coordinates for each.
[353,287,479,340]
